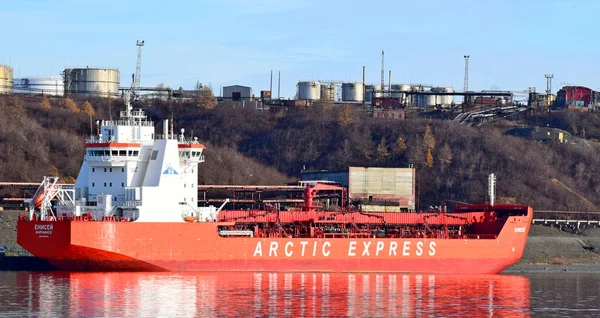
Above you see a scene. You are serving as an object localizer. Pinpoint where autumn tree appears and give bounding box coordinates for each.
[423,124,436,167]
[195,81,216,109]
[64,98,79,112]
[40,95,51,110]
[337,105,357,127]
[393,137,407,156]
[426,149,434,167]
[80,101,95,116]
[424,124,435,150]
[376,137,391,164]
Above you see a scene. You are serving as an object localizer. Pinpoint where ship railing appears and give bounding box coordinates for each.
[103,118,154,127]
[464,234,497,240]
[218,230,254,237]
[85,139,154,146]
[155,134,178,140]
[323,232,373,238]
[123,200,142,207]
[104,206,118,217]
[85,155,150,162]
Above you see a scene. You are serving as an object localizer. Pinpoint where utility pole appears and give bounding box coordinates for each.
[381,50,385,91]
[270,70,273,95]
[277,71,281,99]
[545,73,554,107]
[362,66,366,107]
[464,55,470,105]
[463,55,470,92]
[545,73,554,125]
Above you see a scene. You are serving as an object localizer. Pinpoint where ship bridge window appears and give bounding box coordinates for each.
[133,151,139,156]
[119,150,126,156]
[112,150,118,156]
[179,151,191,158]
[104,150,110,156]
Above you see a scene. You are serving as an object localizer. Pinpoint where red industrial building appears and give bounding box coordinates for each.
[555,86,598,108]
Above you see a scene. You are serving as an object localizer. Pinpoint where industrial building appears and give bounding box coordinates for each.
[63,68,120,98]
[301,167,416,211]
[222,85,253,101]
[0,65,13,94]
[555,86,599,110]
[14,77,64,96]
[505,127,573,143]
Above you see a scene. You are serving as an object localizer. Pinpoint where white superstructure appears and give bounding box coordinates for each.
[53,98,205,222]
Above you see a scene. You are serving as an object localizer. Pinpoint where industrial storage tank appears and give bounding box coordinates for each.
[63,68,119,97]
[412,85,425,107]
[425,89,437,107]
[431,87,444,106]
[365,84,382,103]
[390,84,403,98]
[372,84,383,99]
[441,87,454,106]
[298,81,321,100]
[14,77,64,96]
[320,83,335,101]
[341,82,364,102]
[365,85,373,103]
[399,84,412,105]
[0,65,14,94]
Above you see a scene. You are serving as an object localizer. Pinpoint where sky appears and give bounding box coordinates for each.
[2,0,600,98]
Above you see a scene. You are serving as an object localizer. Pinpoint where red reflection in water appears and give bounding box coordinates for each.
[14,272,530,317]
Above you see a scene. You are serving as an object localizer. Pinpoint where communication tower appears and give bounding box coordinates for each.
[132,40,145,99]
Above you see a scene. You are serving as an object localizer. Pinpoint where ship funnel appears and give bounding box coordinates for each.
[488,173,496,206]
[163,120,169,138]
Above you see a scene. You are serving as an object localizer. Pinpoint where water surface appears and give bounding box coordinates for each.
[0,271,597,317]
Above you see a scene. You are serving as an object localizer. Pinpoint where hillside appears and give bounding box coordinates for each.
[1,95,600,211]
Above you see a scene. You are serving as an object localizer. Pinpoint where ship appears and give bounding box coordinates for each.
[17,99,533,273]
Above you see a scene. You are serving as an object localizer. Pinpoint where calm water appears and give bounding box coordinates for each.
[0,271,598,317]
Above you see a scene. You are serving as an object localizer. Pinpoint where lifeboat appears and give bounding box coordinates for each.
[32,188,58,209]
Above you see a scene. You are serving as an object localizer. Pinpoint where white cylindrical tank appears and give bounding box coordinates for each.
[63,68,120,97]
[14,77,64,96]
[372,84,383,99]
[431,87,444,106]
[320,83,334,101]
[441,87,454,106]
[412,85,425,107]
[399,84,411,105]
[341,82,364,102]
[391,84,403,98]
[298,81,321,100]
[0,65,13,94]
[425,90,437,107]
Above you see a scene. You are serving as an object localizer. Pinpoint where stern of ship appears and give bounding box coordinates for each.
[17,218,164,271]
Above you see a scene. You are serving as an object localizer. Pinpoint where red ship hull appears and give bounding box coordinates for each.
[17,208,532,273]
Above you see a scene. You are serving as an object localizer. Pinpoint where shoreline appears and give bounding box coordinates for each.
[504,258,600,274]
